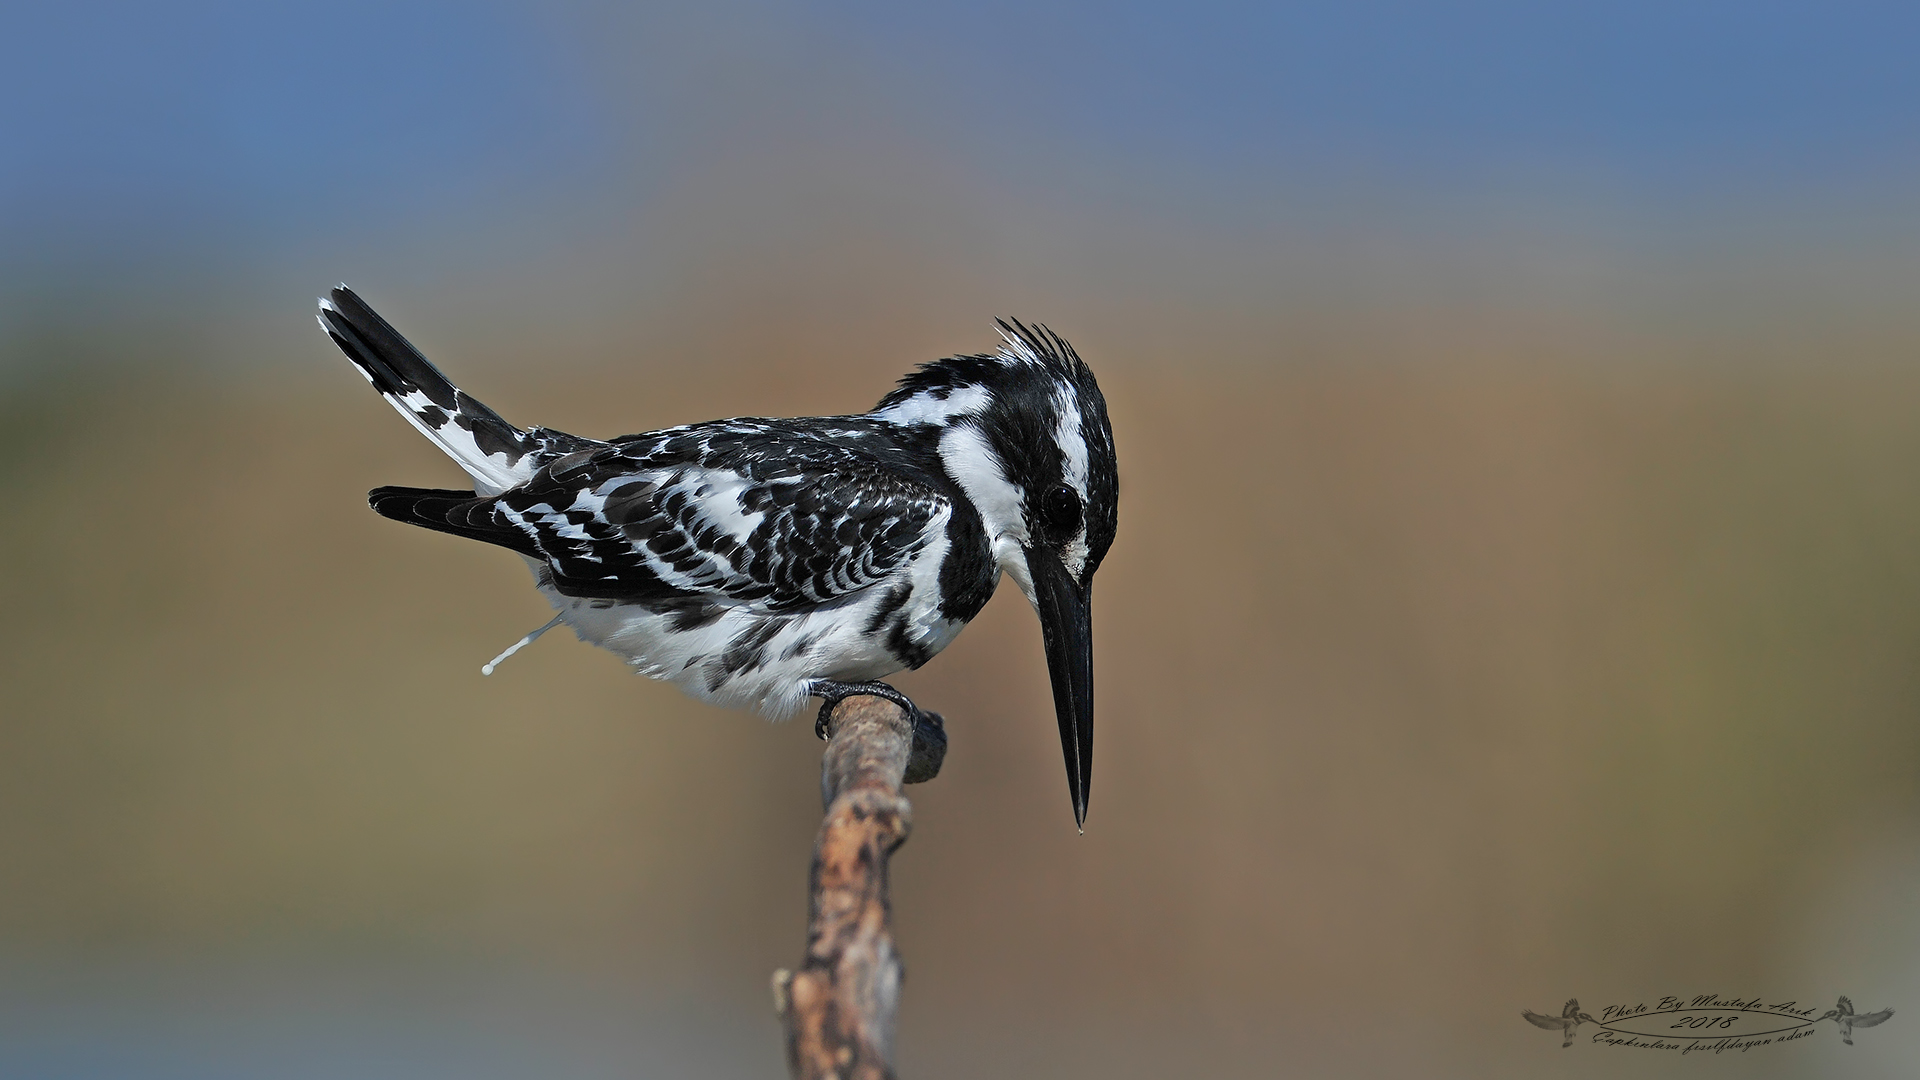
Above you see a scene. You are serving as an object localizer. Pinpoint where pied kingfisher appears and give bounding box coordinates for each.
[1523,999,1597,1048]
[318,287,1118,826]
[1819,996,1894,1045]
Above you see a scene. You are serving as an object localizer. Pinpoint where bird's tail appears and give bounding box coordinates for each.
[317,285,534,495]
[365,485,540,556]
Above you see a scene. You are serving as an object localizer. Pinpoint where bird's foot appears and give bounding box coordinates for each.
[808,679,947,783]
[809,680,924,739]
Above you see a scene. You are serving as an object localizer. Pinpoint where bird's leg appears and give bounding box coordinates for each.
[809,680,924,740]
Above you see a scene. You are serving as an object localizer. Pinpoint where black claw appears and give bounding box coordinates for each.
[809,680,948,784]
[810,680,923,739]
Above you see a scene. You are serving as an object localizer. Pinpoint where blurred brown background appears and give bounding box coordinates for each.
[5,3,1920,1077]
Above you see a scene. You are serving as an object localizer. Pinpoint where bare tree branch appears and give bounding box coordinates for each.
[774,696,946,1080]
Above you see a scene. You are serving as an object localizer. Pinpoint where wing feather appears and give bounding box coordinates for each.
[378,420,950,610]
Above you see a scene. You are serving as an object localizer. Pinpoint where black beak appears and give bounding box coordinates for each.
[1027,545,1094,830]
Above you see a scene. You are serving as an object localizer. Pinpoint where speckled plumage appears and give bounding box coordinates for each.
[320,284,1116,823]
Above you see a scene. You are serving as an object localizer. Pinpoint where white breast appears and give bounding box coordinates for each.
[528,513,974,719]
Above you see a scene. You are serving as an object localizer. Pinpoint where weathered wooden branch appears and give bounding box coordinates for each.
[773,696,947,1080]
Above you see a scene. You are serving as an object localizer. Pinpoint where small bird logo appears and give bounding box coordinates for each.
[1523,999,1596,1048]
[1818,995,1893,1045]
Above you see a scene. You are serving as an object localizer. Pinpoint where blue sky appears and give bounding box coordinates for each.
[3,1,1918,327]
[1,2,608,257]
[832,1,1920,177]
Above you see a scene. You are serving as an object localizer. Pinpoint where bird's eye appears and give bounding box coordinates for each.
[1040,485,1082,538]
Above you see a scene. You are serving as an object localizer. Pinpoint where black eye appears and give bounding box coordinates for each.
[1040,485,1082,539]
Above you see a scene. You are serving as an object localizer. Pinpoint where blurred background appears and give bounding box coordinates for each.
[3,1,1919,1076]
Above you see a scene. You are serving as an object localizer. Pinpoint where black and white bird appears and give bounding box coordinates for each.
[317,286,1117,826]
[1819,996,1894,1045]
[1523,999,1596,1048]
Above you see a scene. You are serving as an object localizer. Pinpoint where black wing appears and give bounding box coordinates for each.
[372,420,949,609]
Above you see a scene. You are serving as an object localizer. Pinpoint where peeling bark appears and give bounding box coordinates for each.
[774,696,945,1080]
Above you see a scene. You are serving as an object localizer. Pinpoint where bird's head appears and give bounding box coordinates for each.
[873,320,1118,828]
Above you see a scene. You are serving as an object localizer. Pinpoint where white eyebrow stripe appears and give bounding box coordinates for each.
[1055,387,1089,490]
[940,422,1027,545]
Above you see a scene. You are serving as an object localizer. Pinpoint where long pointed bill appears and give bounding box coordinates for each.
[1027,545,1094,830]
